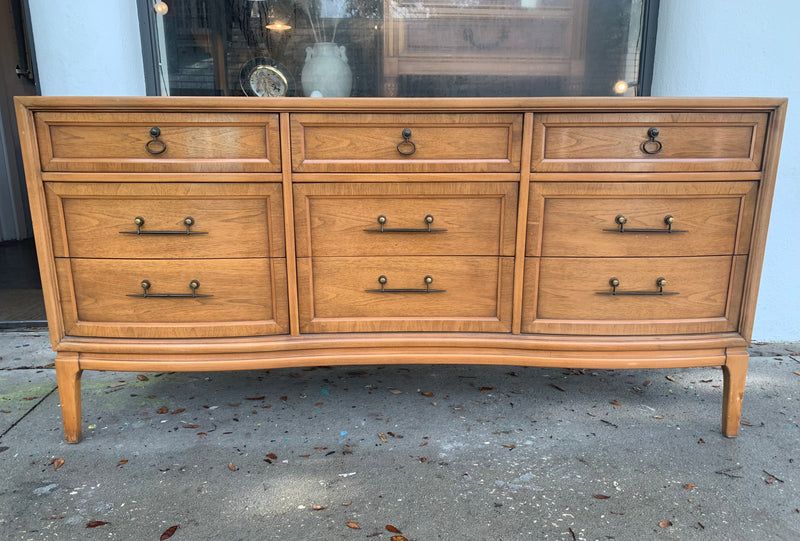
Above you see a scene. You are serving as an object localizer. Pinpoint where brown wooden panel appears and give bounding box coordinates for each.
[294,182,517,257]
[46,182,285,259]
[532,113,768,172]
[35,112,281,172]
[291,113,522,172]
[298,256,514,332]
[522,256,746,335]
[527,182,757,257]
[58,258,289,338]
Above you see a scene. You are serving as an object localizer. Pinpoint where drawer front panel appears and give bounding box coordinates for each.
[532,113,768,172]
[294,182,518,257]
[298,256,514,333]
[46,183,285,259]
[522,255,747,335]
[291,113,522,172]
[35,112,281,172]
[58,258,289,338]
[527,182,757,257]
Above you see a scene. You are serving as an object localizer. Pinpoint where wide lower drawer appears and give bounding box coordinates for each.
[46,182,285,259]
[35,112,281,172]
[532,112,768,172]
[56,258,289,338]
[297,256,514,333]
[294,182,518,257]
[522,255,747,335]
[527,182,757,257]
[290,113,522,173]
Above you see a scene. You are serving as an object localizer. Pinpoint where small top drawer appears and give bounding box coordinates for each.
[532,112,768,172]
[291,113,523,173]
[34,112,281,173]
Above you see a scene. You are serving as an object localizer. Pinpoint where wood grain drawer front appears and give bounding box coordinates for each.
[527,182,758,257]
[35,112,281,172]
[522,255,747,336]
[291,113,522,173]
[46,183,285,259]
[57,258,289,338]
[294,182,518,257]
[297,256,514,333]
[532,113,768,172]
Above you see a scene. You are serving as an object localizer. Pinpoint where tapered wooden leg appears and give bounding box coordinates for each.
[721,348,749,437]
[55,353,83,443]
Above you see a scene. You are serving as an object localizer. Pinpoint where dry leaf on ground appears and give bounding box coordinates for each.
[345,521,361,529]
[86,521,108,528]
[160,525,179,540]
[53,458,65,471]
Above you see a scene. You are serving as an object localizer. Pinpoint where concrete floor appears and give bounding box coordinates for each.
[0,330,797,541]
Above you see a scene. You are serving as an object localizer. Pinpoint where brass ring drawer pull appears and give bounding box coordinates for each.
[396,128,416,156]
[365,274,446,293]
[145,126,167,155]
[604,214,687,234]
[597,276,678,296]
[641,127,663,155]
[364,214,447,233]
[120,216,208,235]
[127,279,213,298]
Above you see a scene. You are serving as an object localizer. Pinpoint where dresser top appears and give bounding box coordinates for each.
[14,96,787,114]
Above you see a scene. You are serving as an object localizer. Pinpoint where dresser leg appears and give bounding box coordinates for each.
[55,353,83,443]
[721,348,749,437]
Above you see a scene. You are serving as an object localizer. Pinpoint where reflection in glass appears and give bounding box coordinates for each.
[155,0,647,97]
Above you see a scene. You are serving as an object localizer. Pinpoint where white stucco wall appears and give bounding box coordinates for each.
[28,0,145,96]
[652,0,800,341]
[23,0,799,340]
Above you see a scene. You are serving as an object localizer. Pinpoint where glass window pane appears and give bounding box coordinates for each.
[153,0,649,97]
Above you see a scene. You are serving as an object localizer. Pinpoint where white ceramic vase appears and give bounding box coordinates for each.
[301,42,352,97]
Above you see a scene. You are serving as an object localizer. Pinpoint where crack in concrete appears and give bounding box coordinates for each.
[0,365,55,371]
[0,386,58,439]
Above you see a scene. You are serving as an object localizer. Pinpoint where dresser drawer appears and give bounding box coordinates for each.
[527,182,757,257]
[522,255,747,335]
[532,112,768,172]
[294,182,518,257]
[297,256,514,333]
[56,258,289,338]
[35,112,281,172]
[291,113,522,173]
[45,183,285,259]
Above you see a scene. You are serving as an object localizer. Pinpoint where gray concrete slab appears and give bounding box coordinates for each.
[0,333,797,541]
[0,330,55,369]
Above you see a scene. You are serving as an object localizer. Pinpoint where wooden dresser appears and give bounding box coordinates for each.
[14,97,786,443]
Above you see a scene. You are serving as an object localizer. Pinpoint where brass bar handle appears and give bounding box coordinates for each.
[603,214,687,234]
[120,216,208,235]
[641,127,663,155]
[597,276,678,296]
[128,279,213,298]
[364,214,447,233]
[145,126,167,155]
[396,128,416,156]
[365,274,446,293]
